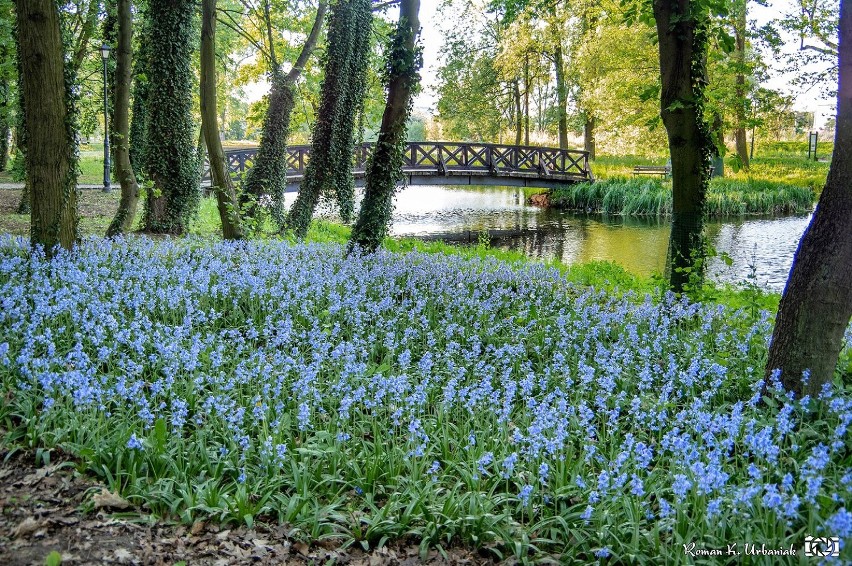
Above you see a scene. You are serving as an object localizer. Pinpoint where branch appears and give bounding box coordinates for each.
[372,0,401,11]
[263,0,279,69]
[216,13,272,63]
[799,42,838,56]
[285,0,329,83]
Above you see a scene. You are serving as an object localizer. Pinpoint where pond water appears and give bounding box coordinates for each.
[301,185,813,292]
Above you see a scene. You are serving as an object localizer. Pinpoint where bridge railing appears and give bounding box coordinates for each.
[205,141,592,183]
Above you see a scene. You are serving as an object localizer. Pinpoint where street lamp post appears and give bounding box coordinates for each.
[100,44,111,193]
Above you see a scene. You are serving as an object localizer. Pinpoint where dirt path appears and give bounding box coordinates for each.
[0,451,493,565]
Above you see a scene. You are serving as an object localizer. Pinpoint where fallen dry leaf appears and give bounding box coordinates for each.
[12,516,42,538]
[91,489,132,510]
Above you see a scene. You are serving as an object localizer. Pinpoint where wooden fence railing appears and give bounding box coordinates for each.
[208,141,593,184]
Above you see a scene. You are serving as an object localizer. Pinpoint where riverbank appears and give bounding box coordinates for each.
[546,177,815,216]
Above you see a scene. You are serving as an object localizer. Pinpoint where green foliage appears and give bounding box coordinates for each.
[550,177,814,216]
[142,0,200,234]
[288,0,373,236]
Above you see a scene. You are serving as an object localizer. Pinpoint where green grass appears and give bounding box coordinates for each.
[550,177,814,217]
[590,142,830,193]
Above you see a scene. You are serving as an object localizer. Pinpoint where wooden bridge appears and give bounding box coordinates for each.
[208,141,594,191]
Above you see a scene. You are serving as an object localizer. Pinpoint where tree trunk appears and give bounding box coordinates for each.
[653,0,713,293]
[733,0,750,171]
[242,0,327,228]
[106,0,140,237]
[0,73,9,172]
[143,0,199,234]
[513,80,522,146]
[523,55,530,146]
[349,0,421,253]
[554,43,569,150]
[200,0,242,240]
[765,0,852,398]
[287,0,372,237]
[15,0,78,255]
[584,116,596,160]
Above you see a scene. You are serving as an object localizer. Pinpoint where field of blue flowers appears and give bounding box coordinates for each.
[0,236,850,563]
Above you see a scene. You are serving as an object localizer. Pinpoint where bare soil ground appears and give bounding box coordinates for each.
[1,450,494,566]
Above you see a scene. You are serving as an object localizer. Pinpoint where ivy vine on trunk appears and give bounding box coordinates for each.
[287,0,372,238]
[240,0,328,229]
[142,0,199,235]
[652,0,715,293]
[349,0,422,253]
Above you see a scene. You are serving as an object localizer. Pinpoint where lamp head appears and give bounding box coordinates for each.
[100,44,111,61]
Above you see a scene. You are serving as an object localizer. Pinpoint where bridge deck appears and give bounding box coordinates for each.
[206,141,594,189]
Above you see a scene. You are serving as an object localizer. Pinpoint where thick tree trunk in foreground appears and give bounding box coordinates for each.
[16,0,78,254]
[241,0,327,228]
[653,0,713,293]
[349,0,421,253]
[554,43,569,150]
[200,0,242,240]
[106,0,140,237]
[287,0,372,237]
[766,0,852,398]
[143,0,198,234]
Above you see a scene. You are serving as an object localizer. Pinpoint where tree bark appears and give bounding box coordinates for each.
[200,0,242,240]
[513,79,522,146]
[733,0,750,170]
[241,0,328,228]
[106,0,140,237]
[653,0,713,293]
[523,55,530,146]
[584,116,596,160]
[554,43,568,149]
[765,0,852,398]
[15,0,78,255]
[349,0,421,253]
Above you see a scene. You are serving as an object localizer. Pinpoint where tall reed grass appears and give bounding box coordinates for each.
[549,177,814,216]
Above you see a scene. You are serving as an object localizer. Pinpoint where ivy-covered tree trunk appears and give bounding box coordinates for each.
[142,0,198,235]
[201,0,242,240]
[287,0,372,237]
[106,0,139,237]
[15,0,79,255]
[241,0,328,228]
[349,0,422,253]
[765,0,852,398]
[653,0,713,293]
[554,43,569,150]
